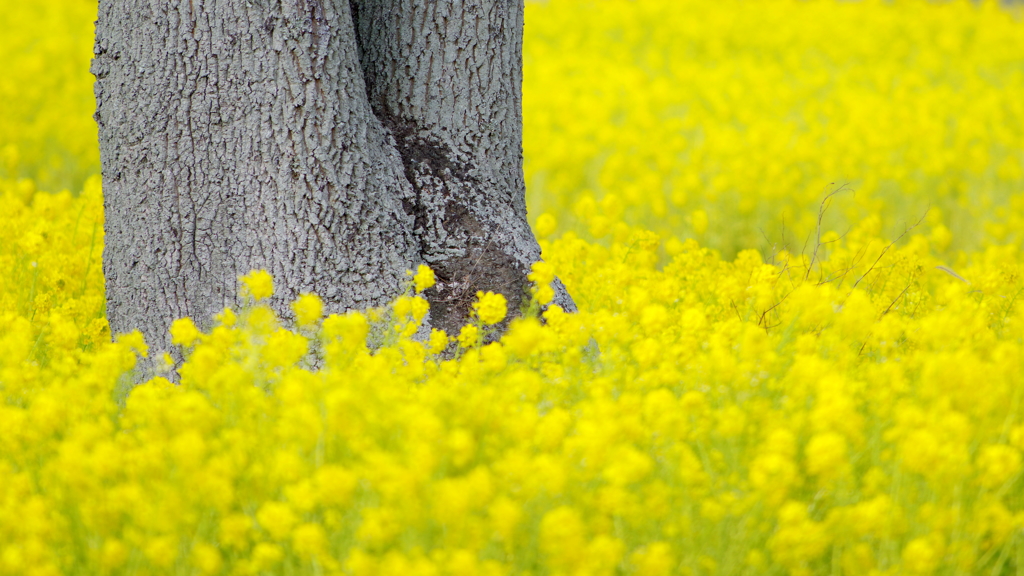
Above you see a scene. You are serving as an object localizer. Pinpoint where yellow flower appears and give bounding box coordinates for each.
[291,523,328,558]
[414,264,436,292]
[115,329,148,358]
[745,549,767,571]
[346,549,377,576]
[847,494,898,538]
[488,496,522,542]
[190,543,223,576]
[215,306,238,327]
[749,451,797,507]
[899,428,943,476]
[170,429,207,471]
[480,342,507,372]
[250,542,284,572]
[585,535,625,575]
[263,328,309,368]
[240,269,274,300]
[528,261,556,305]
[902,536,942,575]
[143,535,177,568]
[323,311,369,348]
[458,324,480,348]
[314,465,358,507]
[169,317,202,347]
[393,295,413,318]
[529,260,555,286]
[533,283,555,306]
[447,549,480,576]
[447,428,476,468]
[99,539,128,571]
[503,317,547,356]
[535,212,558,237]
[603,445,653,486]
[768,501,829,570]
[218,513,252,550]
[395,295,430,326]
[256,501,297,540]
[976,444,1022,488]
[13,1,1024,574]
[630,542,675,576]
[356,507,399,548]
[804,432,848,480]
[473,291,507,326]
[291,293,324,327]
[428,328,449,354]
[540,506,587,571]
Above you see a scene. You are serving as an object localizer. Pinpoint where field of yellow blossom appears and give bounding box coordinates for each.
[4,1,1024,575]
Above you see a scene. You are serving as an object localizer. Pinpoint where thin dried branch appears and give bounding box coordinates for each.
[850,207,929,291]
[806,183,851,282]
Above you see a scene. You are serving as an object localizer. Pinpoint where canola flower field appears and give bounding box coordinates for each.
[4,1,1024,575]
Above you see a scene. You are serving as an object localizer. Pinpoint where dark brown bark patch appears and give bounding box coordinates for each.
[426,221,528,341]
[374,105,529,338]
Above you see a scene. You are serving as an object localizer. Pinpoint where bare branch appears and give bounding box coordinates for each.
[805,183,851,281]
[935,265,969,284]
[880,283,912,317]
[850,207,929,291]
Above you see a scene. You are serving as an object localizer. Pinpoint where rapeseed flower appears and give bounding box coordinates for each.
[413,264,436,293]
[458,324,480,348]
[6,1,1024,575]
[472,291,507,326]
[169,317,203,347]
[240,269,274,300]
[291,293,324,327]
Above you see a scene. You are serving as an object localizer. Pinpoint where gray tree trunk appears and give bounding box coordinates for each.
[93,0,573,362]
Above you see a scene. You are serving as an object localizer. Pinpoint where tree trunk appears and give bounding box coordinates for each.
[93,0,572,362]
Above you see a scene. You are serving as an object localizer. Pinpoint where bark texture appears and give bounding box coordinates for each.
[94,0,572,363]
[351,0,574,337]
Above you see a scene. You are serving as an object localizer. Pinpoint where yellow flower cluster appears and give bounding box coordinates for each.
[7,194,1024,575]
[0,0,98,193]
[523,0,1024,258]
[473,291,508,326]
[0,176,108,366]
[5,0,1024,575]
[240,270,275,302]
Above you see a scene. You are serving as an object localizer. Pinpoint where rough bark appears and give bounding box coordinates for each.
[94,0,572,365]
[350,0,575,338]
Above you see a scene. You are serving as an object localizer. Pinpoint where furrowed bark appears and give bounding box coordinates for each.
[94,0,417,359]
[94,0,574,369]
[350,0,575,337]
